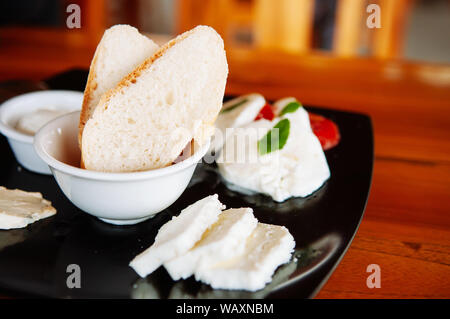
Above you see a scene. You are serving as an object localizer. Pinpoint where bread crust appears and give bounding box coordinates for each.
[78,49,100,148]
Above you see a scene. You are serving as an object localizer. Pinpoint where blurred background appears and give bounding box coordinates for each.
[1,0,449,61]
[0,0,449,81]
[0,0,450,99]
[0,0,449,154]
[0,0,449,161]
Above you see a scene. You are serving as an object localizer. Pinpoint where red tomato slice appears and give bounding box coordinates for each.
[254,103,275,121]
[309,113,340,150]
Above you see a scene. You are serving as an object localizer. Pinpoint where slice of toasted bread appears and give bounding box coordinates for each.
[81,25,228,172]
[78,24,159,147]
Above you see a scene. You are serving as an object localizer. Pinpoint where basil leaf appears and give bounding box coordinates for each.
[220,98,248,114]
[258,119,290,155]
[279,101,302,116]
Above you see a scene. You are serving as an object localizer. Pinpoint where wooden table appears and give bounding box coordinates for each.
[1,32,449,299]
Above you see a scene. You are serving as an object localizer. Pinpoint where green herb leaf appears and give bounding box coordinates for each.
[279,101,302,116]
[258,119,290,155]
[220,99,248,114]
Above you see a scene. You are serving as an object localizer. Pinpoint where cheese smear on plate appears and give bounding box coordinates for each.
[0,187,56,230]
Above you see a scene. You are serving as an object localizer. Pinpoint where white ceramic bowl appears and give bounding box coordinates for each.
[34,111,209,225]
[0,90,83,174]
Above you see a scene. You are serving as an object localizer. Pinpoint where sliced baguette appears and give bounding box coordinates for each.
[81,25,228,172]
[79,24,159,147]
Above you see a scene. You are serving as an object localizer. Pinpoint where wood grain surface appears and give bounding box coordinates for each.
[0,31,449,299]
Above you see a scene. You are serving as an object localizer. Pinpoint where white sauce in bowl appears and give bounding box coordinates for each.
[15,109,68,135]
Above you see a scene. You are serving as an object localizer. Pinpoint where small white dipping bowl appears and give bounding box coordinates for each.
[34,111,209,225]
[0,90,83,174]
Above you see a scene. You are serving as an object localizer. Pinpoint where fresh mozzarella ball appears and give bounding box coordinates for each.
[217,106,330,202]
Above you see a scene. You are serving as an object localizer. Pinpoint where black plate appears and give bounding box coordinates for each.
[0,70,373,298]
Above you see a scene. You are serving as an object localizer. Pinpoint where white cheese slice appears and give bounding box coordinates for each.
[0,186,56,230]
[164,207,258,281]
[195,223,295,292]
[129,194,225,278]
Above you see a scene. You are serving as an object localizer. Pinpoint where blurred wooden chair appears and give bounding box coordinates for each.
[334,0,413,58]
[176,0,413,58]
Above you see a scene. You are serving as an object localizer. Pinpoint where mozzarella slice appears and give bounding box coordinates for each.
[212,94,265,153]
[164,207,257,280]
[195,223,295,291]
[0,187,56,230]
[129,194,225,278]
